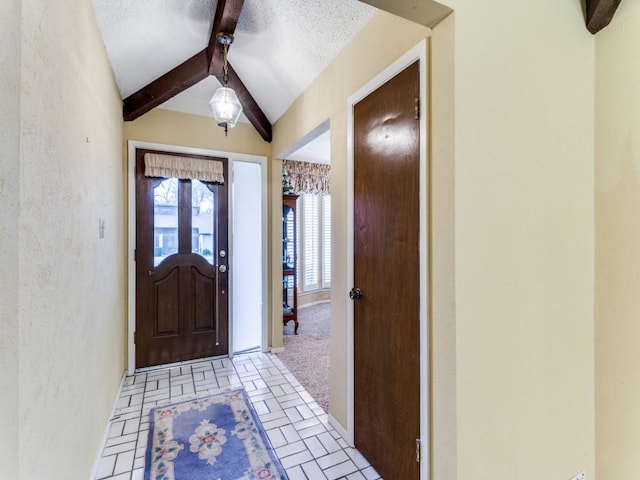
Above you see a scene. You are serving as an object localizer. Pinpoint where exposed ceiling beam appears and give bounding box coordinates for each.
[207,0,245,72]
[123,0,272,143]
[123,49,209,122]
[357,0,452,29]
[584,0,622,34]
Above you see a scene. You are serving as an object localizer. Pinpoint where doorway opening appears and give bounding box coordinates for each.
[126,141,268,373]
[275,123,333,412]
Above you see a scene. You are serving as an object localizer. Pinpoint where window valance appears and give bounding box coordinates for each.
[144,153,224,183]
[282,159,330,195]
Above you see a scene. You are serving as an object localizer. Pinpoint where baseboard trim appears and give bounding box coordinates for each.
[88,371,126,480]
[328,414,353,447]
[270,346,285,354]
[297,299,330,309]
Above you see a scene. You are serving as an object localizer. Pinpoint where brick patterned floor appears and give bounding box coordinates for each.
[93,352,381,480]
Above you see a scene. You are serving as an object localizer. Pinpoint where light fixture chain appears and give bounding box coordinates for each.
[222,41,230,85]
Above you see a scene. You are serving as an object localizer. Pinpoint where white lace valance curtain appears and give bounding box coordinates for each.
[282,159,330,195]
[144,153,224,183]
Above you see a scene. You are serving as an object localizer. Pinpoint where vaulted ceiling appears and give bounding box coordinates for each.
[92,0,378,143]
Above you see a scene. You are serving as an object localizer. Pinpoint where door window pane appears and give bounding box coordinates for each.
[153,178,178,266]
[192,179,214,265]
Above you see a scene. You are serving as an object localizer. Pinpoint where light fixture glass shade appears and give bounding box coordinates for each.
[208,87,243,130]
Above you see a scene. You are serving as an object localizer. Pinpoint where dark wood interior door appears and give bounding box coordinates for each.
[353,62,421,479]
[135,149,229,368]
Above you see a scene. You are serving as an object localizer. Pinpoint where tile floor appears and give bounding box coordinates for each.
[93,352,381,480]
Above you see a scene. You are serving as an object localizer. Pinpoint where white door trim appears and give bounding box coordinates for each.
[126,140,268,375]
[345,39,430,480]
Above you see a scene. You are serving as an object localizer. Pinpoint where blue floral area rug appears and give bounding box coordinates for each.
[145,389,288,480]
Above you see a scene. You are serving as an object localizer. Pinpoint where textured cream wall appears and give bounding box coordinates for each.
[442,1,595,478]
[0,0,21,477]
[595,3,640,478]
[318,1,595,478]
[123,108,271,157]
[17,0,125,478]
[430,13,456,480]
[272,9,430,430]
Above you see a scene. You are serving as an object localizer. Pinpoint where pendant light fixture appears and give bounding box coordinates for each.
[209,33,243,136]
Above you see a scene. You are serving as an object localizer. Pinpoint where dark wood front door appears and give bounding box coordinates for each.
[135,148,229,368]
[353,61,421,479]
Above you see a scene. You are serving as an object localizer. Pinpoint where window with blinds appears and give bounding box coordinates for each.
[302,195,320,290]
[298,193,331,292]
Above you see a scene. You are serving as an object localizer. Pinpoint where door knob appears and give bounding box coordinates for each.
[349,287,363,300]
[219,265,227,273]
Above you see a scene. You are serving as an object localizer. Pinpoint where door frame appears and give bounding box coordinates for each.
[345,40,430,479]
[127,140,269,374]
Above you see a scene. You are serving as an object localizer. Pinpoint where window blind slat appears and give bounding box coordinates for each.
[322,195,331,288]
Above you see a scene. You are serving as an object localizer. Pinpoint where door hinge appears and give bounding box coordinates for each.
[415,97,420,120]
[415,438,421,463]
[134,331,136,344]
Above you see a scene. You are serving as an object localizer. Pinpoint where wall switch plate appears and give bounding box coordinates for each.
[570,472,585,480]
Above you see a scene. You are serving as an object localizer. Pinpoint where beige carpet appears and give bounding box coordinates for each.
[276,302,330,412]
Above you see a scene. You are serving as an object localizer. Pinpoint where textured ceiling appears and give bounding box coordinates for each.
[92,0,377,125]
